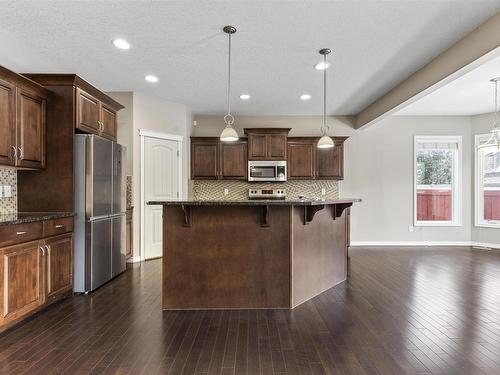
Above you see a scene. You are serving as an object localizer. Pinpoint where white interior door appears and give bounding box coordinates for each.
[144,137,179,259]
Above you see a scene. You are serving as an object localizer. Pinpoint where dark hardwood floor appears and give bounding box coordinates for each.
[1,246,500,374]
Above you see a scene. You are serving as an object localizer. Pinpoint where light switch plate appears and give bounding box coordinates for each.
[3,185,12,198]
[408,225,414,232]
[223,188,229,196]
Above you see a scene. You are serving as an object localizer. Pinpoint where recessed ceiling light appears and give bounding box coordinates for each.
[314,62,330,70]
[145,75,159,83]
[112,38,130,50]
[300,94,311,100]
[239,94,251,100]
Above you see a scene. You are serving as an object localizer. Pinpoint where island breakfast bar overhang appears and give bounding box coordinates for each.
[147,199,361,310]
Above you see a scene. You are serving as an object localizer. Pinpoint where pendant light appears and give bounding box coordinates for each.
[220,25,239,142]
[317,48,334,149]
[479,77,500,151]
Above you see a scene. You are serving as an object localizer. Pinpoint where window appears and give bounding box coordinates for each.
[475,134,500,228]
[414,136,461,226]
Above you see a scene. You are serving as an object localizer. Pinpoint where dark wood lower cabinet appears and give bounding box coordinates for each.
[0,240,44,327]
[0,227,73,332]
[45,234,73,299]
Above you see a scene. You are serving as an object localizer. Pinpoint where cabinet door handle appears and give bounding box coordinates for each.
[16,231,27,235]
[17,147,23,159]
[55,224,63,228]
[45,245,50,256]
[10,146,16,160]
[40,246,45,256]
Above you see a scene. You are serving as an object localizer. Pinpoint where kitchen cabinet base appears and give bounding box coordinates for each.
[0,289,71,334]
[159,201,354,309]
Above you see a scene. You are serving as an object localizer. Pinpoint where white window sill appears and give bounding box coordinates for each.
[415,222,461,227]
[475,223,500,229]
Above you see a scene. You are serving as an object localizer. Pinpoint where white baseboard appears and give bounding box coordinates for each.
[471,242,500,250]
[350,240,499,249]
[126,256,142,263]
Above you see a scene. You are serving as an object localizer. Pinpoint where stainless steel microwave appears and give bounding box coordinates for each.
[248,160,287,182]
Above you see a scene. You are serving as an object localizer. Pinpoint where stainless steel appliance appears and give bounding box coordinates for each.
[248,160,287,182]
[248,188,286,200]
[74,134,127,293]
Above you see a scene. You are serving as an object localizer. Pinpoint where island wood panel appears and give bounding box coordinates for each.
[291,205,348,307]
[162,205,290,309]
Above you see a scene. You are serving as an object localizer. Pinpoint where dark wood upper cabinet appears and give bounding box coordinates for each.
[76,88,117,140]
[317,139,345,179]
[287,136,347,180]
[220,141,247,179]
[245,128,290,160]
[268,134,287,159]
[287,140,316,179]
[190,134,346,181]
[191,139,219,179]
[16,88,46,169]
[100,104,117,141]
[248,134,267,159]
[0,78,15,166]
[26,74,123,142]
[0,66,49,170]
[191,138,248,180]
[76,88,100,133]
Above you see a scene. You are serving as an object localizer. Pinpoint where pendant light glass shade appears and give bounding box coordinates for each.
[220,26,239,142]
[220,124,239,142]
[317,48,334,149]
[318,134,335,148]
[479,77,500,152]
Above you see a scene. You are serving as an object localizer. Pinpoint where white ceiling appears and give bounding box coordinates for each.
[398,54,500,116]
[0,1,499,116]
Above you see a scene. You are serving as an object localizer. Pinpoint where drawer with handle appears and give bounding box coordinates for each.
[0,222,44,248]
[43,217,74,237]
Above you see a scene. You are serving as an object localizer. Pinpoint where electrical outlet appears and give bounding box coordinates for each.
[224,188,229,196]
[3,186,11,198]
[408,225,414,233]
[321,188,326,196]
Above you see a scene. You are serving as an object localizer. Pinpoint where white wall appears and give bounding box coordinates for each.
[340,116,472,244]
[108,91,192,260]
[470,112,500,245]
[194,114,476,245]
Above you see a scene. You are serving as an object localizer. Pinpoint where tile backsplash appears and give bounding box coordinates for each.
[190,180,339,200]
[0,168,17,213]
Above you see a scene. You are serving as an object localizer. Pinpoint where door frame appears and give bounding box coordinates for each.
[139,129,183,261]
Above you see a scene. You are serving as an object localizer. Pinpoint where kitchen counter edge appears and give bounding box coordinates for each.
[0,212,76,226]
[147,199,361,206]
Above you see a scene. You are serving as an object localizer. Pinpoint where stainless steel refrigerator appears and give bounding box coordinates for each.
[74,134,127,293]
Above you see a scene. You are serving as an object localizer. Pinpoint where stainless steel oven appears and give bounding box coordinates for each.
[248,160,287,182]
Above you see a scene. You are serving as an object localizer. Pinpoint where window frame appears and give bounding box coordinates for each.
[475,134,500,229]
[413,135,462,227]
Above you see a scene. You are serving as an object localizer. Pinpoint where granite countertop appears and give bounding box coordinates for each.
[0,212,75,226]
[147,198,361,206]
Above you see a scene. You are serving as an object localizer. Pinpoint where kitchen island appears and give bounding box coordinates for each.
[148,199,360,310]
